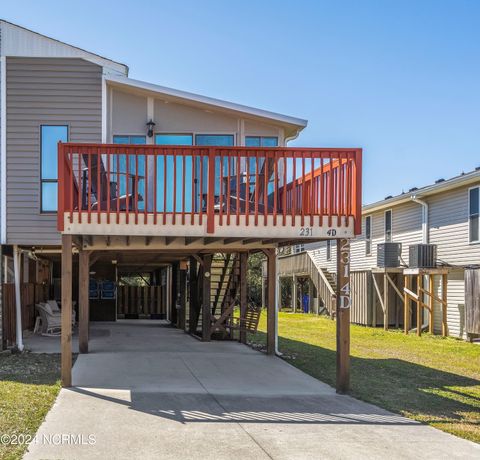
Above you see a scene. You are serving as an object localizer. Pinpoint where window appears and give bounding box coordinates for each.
[293,244,305,254]
[195,134,234,146]
[41,125,68,212]
[469,187,479,243]
[384,210,392,242]
[245,136,278,147]
[113,135,146,145]
[365,216,372,255]
[326,240,332,261]
[155,134,193,146]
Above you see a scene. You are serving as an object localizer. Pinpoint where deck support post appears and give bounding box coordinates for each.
[79,249,90,354]
[442,274,448,336]
[178,266,187,331]
[265,248,276,355]
[429,274,434,334]
[171,262,179,326]
[383,273,389,330]
[336,238,350,394]
[202,254,212,341]
[239,252,248,344]
[404,275,410,334]
[292,274,297,313]
[188,257,198,334]
[61,234,73,387]
[417,274,422,336]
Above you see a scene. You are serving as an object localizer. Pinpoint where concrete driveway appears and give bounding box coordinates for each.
[24,321,480,459]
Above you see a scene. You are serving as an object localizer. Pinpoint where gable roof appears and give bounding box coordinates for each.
[0,19,128,75]
[363,167,480,214]
[106,74,308,139]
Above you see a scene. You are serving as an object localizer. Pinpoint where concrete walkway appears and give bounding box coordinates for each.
[25,321,480,459]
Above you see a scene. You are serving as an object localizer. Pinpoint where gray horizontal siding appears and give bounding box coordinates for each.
[433,269,466,338]
[429,187,480,266]
[6,57,102,245]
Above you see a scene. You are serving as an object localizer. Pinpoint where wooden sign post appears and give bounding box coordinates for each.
[336,238,351,393]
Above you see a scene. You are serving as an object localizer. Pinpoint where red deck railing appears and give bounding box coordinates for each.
[57,143,362,235]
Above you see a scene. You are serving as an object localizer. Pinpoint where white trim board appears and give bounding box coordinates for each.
[1,56,6,244]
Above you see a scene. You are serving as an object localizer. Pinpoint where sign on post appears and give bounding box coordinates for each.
[336,238,351,393]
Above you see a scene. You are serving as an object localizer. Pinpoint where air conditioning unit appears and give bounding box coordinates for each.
[409,244,437,268]
[377,243,402,268]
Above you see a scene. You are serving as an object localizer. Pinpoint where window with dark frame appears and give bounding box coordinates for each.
[365,215,372,255]
[385,210,392,242]
[40,125,68,212]
[469,187,479,243]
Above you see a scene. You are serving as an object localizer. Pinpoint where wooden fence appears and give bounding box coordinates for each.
[465,269,480,336]
[117,285,166,317]
[2,283,49,347]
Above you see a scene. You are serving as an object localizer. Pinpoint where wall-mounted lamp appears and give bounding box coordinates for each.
[146,119,156,138]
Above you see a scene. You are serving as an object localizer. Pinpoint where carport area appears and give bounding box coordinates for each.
[24,321,479,459]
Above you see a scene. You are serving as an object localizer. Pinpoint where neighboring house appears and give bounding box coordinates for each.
[279,169,480,340]
[0,19,363,360]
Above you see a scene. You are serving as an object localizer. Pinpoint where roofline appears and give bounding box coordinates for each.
[105,74,308,129]
[363,169,480,214]
[0,19,129,74]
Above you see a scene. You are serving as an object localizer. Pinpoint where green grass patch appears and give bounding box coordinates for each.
[0,353,61,460]
[250,312,480,443]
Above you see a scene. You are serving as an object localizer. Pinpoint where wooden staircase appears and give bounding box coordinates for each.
[306,250,337,317]
[190,253,240,337]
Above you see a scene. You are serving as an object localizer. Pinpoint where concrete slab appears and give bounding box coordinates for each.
[24,321,480,460]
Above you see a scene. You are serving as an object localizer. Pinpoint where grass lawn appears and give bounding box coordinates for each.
[250,312,480,443]
[0,353,61,460]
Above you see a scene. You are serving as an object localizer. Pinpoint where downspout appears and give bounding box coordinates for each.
[13,245,24,351]
[411,195,429,244]
[275,248,280,356]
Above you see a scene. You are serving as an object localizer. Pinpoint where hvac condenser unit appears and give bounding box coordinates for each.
[377,242,402,268]
[409,244,437,268]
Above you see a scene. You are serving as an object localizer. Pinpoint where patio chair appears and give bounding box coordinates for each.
[35,303,62,336]
[46,300,76,325]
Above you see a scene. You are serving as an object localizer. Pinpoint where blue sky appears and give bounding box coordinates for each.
[2,0,479,204]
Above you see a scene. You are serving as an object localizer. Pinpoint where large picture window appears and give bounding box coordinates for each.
[469,187,479,243]
[41,125,68,212]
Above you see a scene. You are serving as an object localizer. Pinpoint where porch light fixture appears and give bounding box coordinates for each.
[146,119,156,138]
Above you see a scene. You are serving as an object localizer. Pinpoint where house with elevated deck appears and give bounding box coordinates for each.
[0,20,362,388]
